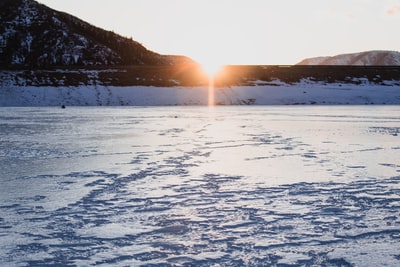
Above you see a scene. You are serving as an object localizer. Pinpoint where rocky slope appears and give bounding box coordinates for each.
[297,50,400,66]
[0,0,190,67]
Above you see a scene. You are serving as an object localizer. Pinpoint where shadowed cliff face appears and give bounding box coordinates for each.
[0,0,192,67]
[0,0,14,8]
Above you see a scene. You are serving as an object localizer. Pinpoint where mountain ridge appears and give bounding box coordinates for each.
[297,50,400,66]
[0,0,192,67]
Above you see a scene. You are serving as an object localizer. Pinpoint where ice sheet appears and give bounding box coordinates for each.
[1,106,400,266]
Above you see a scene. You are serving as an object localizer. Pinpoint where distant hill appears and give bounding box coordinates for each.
[297,50,400,66]
[0,0,192,67]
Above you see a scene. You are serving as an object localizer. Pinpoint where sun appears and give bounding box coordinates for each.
[201,59,223,78]
[199,58,224,106]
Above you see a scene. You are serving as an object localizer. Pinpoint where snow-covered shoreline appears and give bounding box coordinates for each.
[1,81,400,106]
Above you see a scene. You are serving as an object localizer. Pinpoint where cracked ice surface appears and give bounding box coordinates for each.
[1,106,400,266]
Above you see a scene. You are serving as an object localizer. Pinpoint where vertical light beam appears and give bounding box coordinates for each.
[208,76,215,106]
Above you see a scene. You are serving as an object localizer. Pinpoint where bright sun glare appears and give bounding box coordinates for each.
[200,59,223,106]
[201,60,223,77]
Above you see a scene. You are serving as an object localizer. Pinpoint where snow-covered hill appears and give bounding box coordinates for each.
[0,0,190,67]
[297,50,400,66]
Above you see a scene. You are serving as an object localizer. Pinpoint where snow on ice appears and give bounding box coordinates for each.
[1,80,400,106]
[1,106,400,266]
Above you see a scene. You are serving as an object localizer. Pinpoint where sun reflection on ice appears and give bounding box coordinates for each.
[208,76,215,106]
[201,61,223,106]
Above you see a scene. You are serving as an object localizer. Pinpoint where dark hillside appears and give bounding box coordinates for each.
[214,65,400,87]
[0,0,191,67]
[2,65,399,87]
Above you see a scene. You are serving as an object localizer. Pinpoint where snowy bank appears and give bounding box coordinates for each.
[1,81,400,106]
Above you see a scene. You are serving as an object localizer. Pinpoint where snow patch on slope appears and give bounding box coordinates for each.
[298,50,400,65]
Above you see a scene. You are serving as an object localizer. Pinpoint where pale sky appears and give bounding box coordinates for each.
[39,0,400,66]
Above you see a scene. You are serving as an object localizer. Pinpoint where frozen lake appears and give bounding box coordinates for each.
[1,106,400,266]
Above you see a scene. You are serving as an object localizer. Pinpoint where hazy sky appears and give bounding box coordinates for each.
[39,0,400,66]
